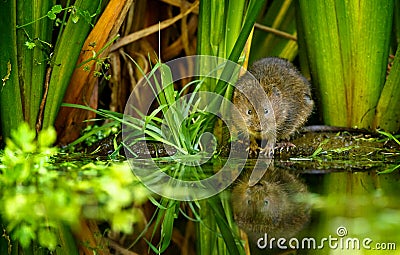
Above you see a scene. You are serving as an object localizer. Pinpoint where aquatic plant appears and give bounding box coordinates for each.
[0,0,131,140]
[297,0,400,132]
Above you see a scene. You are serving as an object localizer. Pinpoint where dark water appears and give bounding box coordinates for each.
[127,154,400,254]
[235,162,400,255]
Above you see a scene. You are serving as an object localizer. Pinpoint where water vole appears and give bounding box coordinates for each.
[232,57,314,156]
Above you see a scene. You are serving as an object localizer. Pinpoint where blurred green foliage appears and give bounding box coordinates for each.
[0,123,148,250]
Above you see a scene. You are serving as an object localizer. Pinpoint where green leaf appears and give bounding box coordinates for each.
[374,47,400,132]
[71,13,80,24]
[13,225,35,248]
[111,211,135,234]
[38,228,57,251]
[160,200,179,252]
[47,11,57,20]
[298,0,394,128]
[378,164,400,174]
[160,64,175,106]
[38,126,57,148]
[0,0,24,138]
[24,41,36,49]
[51,5,63,14]
[377,130,400,146]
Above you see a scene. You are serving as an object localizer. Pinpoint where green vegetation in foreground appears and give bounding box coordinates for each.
[0,123,148,252]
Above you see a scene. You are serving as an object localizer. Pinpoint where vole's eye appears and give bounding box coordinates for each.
[247,109,252,115]
[264,108,269,114]
[264,199,269,206]
[304,94,313,103]
[272,86,281,96]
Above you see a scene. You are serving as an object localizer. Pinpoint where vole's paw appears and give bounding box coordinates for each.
[275,142,296,152]
[260,146,274,158]
[246,142,260,158]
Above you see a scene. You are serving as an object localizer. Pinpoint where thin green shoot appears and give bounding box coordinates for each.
[310,138,330,158]
[377,130,400,146]
[179,206,200,222]
[66,121,119,148]
[57,0,71,41]
[21,28,53,50]
[145,198,180,253]
[76,34,120,68]
[378,164,400,174]
[16,5,65,29]
[62,103,189,154]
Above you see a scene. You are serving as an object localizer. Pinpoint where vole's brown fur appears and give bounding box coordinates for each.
[232,57,314,156]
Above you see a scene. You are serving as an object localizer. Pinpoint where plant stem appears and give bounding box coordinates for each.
[0,0,24,138]
[17,0,55,130]
[42,0,102,128]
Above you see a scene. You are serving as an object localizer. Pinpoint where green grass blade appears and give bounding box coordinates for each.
[160,63,175,106]
[227,0,265,64]
[62,103,188,154]
[197,0,212,56]
[225,0,245,55]
[210,1,226,57]
[394,0,400,48]
[220,0,266,102]
[159,200,179,252]
[66,121,119,147]
[197,200,217,255]
[207,197,242,255]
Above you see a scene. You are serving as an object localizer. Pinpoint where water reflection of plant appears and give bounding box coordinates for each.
[307,171,400,254]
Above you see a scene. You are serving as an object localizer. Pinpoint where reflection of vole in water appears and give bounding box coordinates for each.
[232,57,314,156]
[231,168,310,247]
